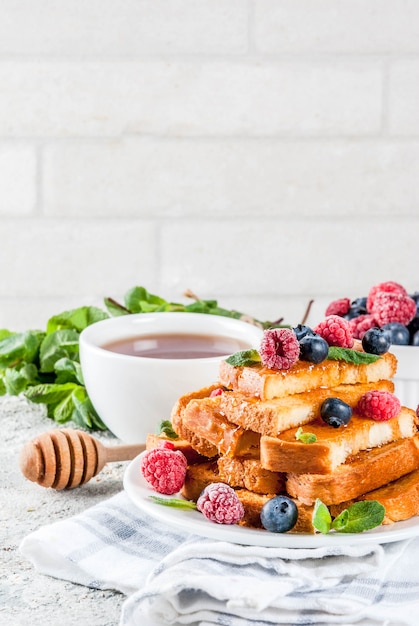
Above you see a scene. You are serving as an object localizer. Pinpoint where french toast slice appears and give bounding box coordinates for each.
[260,407,418,474]
[179,461,315,533]
[286,435,419,505]
[172,387,260,458]
[180,452,419,532]
[180,459,220,502]
[145,433,210,464]
[219,347,397,401]
[170,417,219,458]
[355,467,419,524]
[217,456,285,494]
[216,380,394,436]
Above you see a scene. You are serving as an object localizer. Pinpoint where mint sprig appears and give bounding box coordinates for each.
[225,349,261,367]
[327,347,381,364]
[158,420,179,440]
[149,495,197,510]
[312,498,385,534]
[295,427,317,444]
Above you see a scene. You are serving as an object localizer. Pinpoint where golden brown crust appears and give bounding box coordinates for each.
[286,435,419,505]
[260,407,418,474]
[218,380,394,436]
[219,350,398,401]
[217,456,285,494]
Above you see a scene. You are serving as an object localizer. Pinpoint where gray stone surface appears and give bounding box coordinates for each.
[1,395,127,625]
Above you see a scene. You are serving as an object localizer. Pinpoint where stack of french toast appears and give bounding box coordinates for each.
[147,339,419,534]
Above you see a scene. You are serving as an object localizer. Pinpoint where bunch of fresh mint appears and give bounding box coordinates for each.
[0,286,276,431]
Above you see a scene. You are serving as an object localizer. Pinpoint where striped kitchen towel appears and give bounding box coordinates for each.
[20,491,419,626]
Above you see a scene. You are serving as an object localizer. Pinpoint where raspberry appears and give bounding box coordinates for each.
[357,390,401,422]
[140,448,187,495]
[371,292,416,327]
[209,387,224,397]
[325,297,351,317]
[197,482,244,525]
[366,281,406,313]
[348,314,379,339]
[313,315,354,348]
[259,328,300,370]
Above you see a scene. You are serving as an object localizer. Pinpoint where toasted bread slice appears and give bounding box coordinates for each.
[180,459,219,502]
[219,347,397,401]
[260,407,418,474]
[217,380,394,436]
[286,435,419,505]
[170,417,219,458]
[217,456,285,494]
[145,433,209,464]
[179,461,314,533]
[356,468,419,524]
[172,392,260,458]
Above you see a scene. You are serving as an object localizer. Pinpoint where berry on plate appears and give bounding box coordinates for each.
[197,483,244,524]
[140,447,187,495]
[320,397,352,428]
[260,495,298,533]
[356,390,401,422]
[259,328,300,370]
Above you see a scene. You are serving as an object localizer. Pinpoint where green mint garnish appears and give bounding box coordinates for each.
[312,498,332,534]
[312,498,385,534]
[225,349,261,367]
[158,420,179,439]
[331,500,385,533]
[295,427,317,444]
[327,347,381,364]
[149,495,197,510]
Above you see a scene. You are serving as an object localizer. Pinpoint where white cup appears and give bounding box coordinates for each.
[79,312,263,442]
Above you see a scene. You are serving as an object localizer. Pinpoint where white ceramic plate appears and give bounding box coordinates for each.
[124,453,419,548]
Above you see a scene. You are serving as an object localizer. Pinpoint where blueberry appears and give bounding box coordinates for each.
[361,327,391,355]
[352,296,367,309]
[320,397,352,428]
[292,324,315,342]
[409,292,419,314]
[382,322,410,345]
[299,334,329,364]
[407,316,419,344]
[343,297,368,320]
[412,330,419,346]
[260,495,298,533]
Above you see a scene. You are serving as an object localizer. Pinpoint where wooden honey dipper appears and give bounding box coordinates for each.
[19,429,146,489]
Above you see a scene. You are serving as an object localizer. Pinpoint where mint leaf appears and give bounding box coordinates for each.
[295,427,317,444]
[46,306,108,334]
[225,349,261,367]
[71,386,106,430]
[312,498,332,534]
[159,420,179,439]
[331,500,385,533]
[124,286,168,313]
[104,297,130,317]
[39,330,80,373]
[327,347,381,364]
[54,357,84,385]
[0,331,44,368]
[149,495,197,510]
[3,363,38,395]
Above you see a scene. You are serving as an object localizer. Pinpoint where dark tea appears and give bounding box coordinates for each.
[102,333,250,359]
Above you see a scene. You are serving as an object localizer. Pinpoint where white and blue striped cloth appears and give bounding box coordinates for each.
[20,491,419,626]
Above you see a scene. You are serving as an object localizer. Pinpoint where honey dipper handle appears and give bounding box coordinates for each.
[104,442,146,463]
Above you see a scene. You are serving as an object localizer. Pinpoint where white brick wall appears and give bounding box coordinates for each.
[0,0,418,331]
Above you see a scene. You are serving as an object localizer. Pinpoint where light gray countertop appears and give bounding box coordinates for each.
[1,394,127,626]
